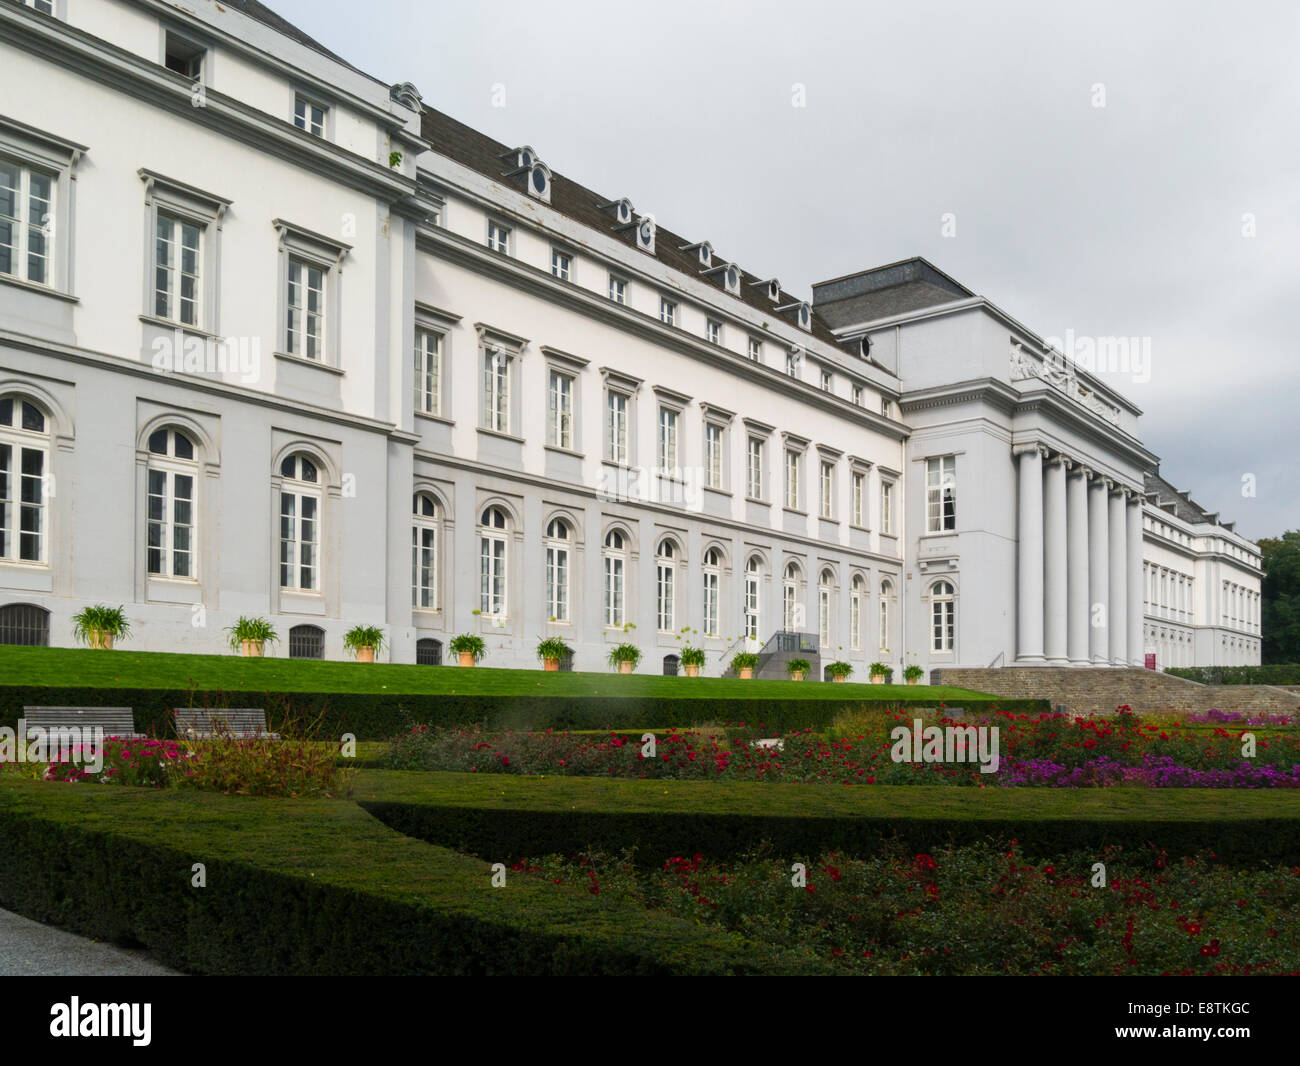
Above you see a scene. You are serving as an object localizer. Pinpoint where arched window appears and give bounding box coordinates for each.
[879,579,894,652]
[702,547,722,637]
[818,569,835,646]
[850,575,865,652]
[416,637,442,666]
[288,623,324,659]
[603,529,626,628]
[544,518,571,622]
[656,539,677,632]
[279,453,320,591]
[146,427,197,579]
[743,556,762,640]
[0,602,49,646]
[0,396,49,564]
[412,493,439,609]
[931,581,955,652]
[783,563,801,632]
[479,506,509,618]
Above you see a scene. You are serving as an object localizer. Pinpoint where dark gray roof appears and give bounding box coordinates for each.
[811,258,974,329]
[220,0,356,69]
[1145,471,1215,524]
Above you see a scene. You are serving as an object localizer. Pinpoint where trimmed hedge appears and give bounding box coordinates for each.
[0,779,830,976]
[0,686,1051,740]
[1168,664,1300,687]
[358,771,1300,867]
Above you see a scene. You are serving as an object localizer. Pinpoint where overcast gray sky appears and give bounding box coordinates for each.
[271,0,1298,541]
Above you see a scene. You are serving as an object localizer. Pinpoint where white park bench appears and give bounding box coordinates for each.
[23,706,140,739]
[172,707,275,739]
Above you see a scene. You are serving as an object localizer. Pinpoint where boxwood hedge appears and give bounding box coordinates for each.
[0,686,1050,740]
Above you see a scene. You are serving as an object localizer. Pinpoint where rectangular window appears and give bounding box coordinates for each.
[785,352,798,377]
[487,220,510,253]
[412,525,437,608]
[293,96,327,138]
[279,490,318,590]
[820,460,834,519]
[146,467,194,578]
[785,450,800,510]
[659,297,677,326]
[850,589,862,651]
[546,543,569,622]
[548,370,573,449]
[0,161,54,286]
[164,33,205,80]
[926,456,956,532]
[551,249,571,281]
[657,407,678,471]
[482,350,510,433]
[744,573,759,639]
[0,439,45,564]
[479,534,507,616]
[748,337,762,363]
[852,385,864,407]
[153,212,201,326]
[608,275,626,304]
[746,437,764,500]
[879,597,889,651]
[706,319,721,345]
[285,257,325,359]
[881,481,894,534]
[414,329,442,416]
[606,390,629,464]
[881,397,891,417]
[704,423,723,489]
[656,562,674,631]
[852,471,865,526]
[604,554,624,627]
[821,370,833,392]
[819,588,831,645]
[703,571,719,636]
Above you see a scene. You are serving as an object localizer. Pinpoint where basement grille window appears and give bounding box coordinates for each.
[0,603,49,646]
[288,624,325,660]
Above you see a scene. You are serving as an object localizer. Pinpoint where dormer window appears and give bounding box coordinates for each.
[598,198,635,226]
[682,241,713,268]
[501,146,551,203]
[750,278,781,302]
[635,215,656,254]
[858,335,873,359]
[777,299,813,331]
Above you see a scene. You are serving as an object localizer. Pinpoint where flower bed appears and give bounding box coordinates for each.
[511,842,1300,975]
[37,735,352,798]
[383,706,1300,787]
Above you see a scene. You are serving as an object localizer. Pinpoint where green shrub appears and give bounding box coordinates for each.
[449,634,486,662]
[731,652,760,673]
[1168,665,1300,686]
[343,625,386,654]
[225,617,278,649]
[536,637,572,664]
[827,661,854,679]
[786,658,811,677]
[71,605,130,646]
[679,646,706,668]
[607,643,642,670]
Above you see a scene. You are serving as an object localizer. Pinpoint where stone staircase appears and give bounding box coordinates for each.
[931,667,1300,719]
[720,631,821,680]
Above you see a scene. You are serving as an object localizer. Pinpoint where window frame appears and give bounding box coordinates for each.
[140,171,228,335]
[0,396,51,566]
[412,492,440,611]
[145,428,199,581]
[274,220,348,368]
[292,93,330,139]
[926,455,957,533]
[659,296,677,327]
[486,218,512,255]
[478,506,510,619]
[550,247,573,282]
[608,274,627,304]
[0,117,83,298]
[603,528,628,628]
[544,518,571,623]
[278,454,322,593]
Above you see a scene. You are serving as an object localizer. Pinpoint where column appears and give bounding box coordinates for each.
[1043,455,1068,664]
[1066,465,1090,664]
[1015,444,1044,663]
[1126,495,1144,666]
[1087,475,1110,663]
[1108,485,1128,665]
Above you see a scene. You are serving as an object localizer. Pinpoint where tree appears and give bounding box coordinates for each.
[1259,531,1300,663]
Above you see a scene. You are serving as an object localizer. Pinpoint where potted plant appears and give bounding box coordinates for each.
[72,605,130,650]
[786,657,811,682]
[904,664,925,686]
[450,633,486,667]
[225,616,278,657]
[827,661,854,683]
[731,651,760,679]
[344,624,385,663]
[608,643,642,674]
[869,661,890,684]
[536,636,571,672]
[680,645,706,677]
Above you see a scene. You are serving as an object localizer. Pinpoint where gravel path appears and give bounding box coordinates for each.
[0,908,181,976]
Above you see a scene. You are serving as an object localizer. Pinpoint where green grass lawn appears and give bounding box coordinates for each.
[0,645,993,702]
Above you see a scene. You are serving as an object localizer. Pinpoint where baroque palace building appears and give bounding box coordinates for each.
[0,0,1262,673]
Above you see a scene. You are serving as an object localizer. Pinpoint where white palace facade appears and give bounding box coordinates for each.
[0,0,1262,673]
